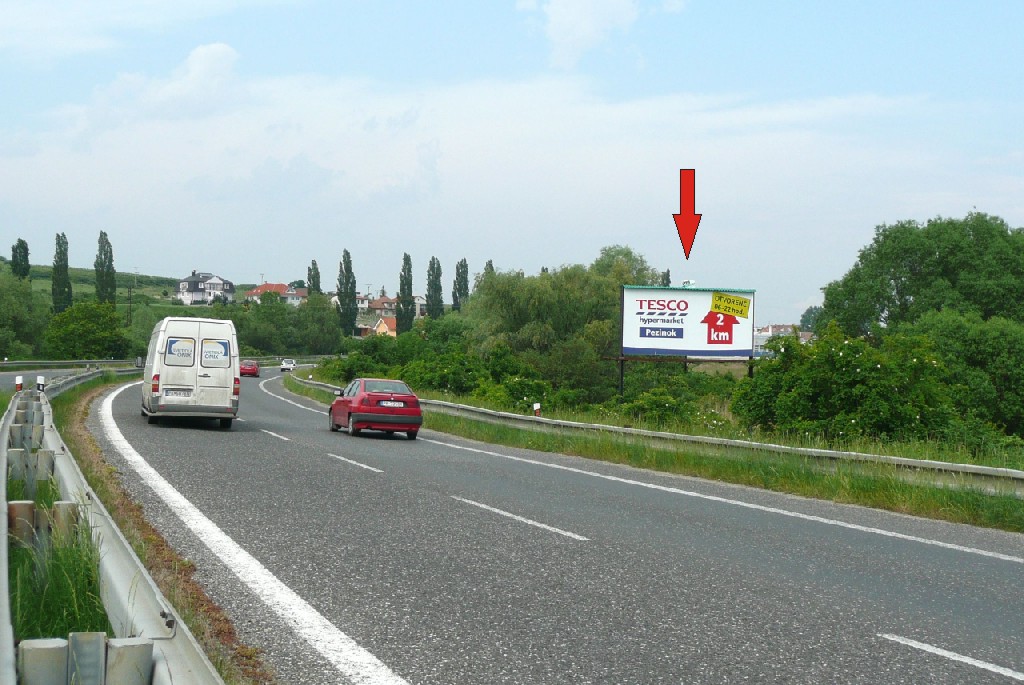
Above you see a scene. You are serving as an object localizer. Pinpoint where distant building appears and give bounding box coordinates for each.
[178,271,235,305]
[245,283,308,307]
[754,324,813,356]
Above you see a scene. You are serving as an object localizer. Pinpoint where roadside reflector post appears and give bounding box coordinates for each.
[36,375,45,391]
[533,402,541,417]
[15,375,22,391]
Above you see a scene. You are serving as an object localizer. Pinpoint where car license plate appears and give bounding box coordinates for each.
[165,389,192,397]
[380,400,404,407]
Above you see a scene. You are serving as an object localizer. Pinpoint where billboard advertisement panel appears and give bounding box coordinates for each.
[621,286,755,358]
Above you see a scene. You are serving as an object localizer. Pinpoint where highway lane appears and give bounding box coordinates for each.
[87,373,1024,684]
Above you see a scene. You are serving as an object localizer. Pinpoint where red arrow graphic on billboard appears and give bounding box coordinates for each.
[673,169,702,260]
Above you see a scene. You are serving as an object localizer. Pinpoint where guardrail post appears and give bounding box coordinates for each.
[51,501,80,540]
[16,638,68,685]
[107,637,154,685]
[7,448,26,483]
[7,500,35,546]
[68,632,107,684]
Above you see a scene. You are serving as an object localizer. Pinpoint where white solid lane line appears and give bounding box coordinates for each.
[103,383,408,685]
[259,377,324,413]
[879,634,1024,681]
[260,429,290,441]
[328,453,383,473]
[423,438,1024,565]
[451,496,588,541]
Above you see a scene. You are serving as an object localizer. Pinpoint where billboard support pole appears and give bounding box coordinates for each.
[618,286,625,397]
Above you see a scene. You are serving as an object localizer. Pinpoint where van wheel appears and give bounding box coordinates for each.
[348,420,360,436]
[220,418,233,430]
[147,415,159,425]
[407,430,418,440]
[328,412,338,432]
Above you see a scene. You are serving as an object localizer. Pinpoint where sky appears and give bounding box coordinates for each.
[2,1,1022,325]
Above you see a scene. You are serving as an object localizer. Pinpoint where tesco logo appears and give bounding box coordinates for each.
[635,299,689,312]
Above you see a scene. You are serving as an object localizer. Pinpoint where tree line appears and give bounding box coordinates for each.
[6,212,1024,456]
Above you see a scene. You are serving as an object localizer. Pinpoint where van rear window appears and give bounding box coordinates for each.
[202,339,231,368]
[165,337,196,367]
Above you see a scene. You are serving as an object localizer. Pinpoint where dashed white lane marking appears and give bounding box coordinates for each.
[879,634,1024,681]
[261,429,289,441]
[104,383,408,685]
[423,439,1024,565]
[451,496,588,541]
[328,453,383,473]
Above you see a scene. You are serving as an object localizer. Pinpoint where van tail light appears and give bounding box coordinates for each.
[151,374,160,394]
[233,377,240,396]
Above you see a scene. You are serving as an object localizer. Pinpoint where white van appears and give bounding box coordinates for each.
[141,316,240,429]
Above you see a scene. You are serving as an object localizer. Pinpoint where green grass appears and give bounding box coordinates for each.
[5,382,111,640]
[9,518,113,641]
[286,374,1024,532]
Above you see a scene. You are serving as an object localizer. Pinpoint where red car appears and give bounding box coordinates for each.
[240,360,260,377]
[328,378,422,439]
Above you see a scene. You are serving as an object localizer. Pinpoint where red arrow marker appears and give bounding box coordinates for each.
[673,169,702,260]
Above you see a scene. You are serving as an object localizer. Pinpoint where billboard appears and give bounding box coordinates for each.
[621,286,755,358]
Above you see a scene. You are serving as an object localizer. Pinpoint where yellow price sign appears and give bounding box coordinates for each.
[711,292,751,319]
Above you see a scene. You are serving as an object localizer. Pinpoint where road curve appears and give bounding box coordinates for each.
[86,373,1024,684]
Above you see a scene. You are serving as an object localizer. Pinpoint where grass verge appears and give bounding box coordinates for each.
[47,375,277,684]
[285,375,1024,533]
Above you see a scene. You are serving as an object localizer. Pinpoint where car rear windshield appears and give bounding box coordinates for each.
[364,380,412,394]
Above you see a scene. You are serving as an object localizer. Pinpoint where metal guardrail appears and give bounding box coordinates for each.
[2,370,222,684]
[289,376,1024,495]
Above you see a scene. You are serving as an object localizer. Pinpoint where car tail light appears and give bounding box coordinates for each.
[151,374,160,394]
[408,398,419,408]
[233,377,240,396]
[361,395,371,406]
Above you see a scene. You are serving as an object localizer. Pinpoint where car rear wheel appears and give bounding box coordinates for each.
[329,411,338,432]
[348,419,360,436]
[407,430,418,440]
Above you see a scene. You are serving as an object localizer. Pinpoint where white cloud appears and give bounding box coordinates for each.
[0,0,281,60]
[1,45,1016,324]
[520,0,640,69]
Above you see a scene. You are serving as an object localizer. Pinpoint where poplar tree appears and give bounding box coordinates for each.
[396,253,415,334]
[307,259,322,295]
[451,258,469,312]
[94,231,117,304]
[426,256,444,318]
[337,250,357,336]
[52,233,73,313]
[10,238,29,279]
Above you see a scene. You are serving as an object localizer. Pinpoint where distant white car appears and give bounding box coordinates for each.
[280,358,297,372]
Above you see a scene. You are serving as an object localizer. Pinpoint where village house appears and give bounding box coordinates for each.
[177,271,236,305]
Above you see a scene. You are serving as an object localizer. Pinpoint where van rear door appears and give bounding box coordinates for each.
[196,320,235,408]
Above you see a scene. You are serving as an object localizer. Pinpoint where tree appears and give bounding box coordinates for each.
[0,269,49,358]
[590,245,661,286]
[337,250,358,336]
[296,293,340,354]
[397,253,415,334]
[426,256,444,318]
[660,269,671,287]
[799,305,822,332]
[819,213,1024,337]
[307,260,322,295]
[289,279,306,289]
[452,258,469,312]
[44,302,129,359]
[51,233,73,314]
[94,231,117,304]
[10,238,30,279]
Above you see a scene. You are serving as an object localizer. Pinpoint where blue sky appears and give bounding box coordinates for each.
[2,1,1022,324]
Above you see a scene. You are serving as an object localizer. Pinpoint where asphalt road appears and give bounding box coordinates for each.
[86,373,1024,684]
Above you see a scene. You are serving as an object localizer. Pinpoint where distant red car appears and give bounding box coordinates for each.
[328,378,422,439]
[240,360,260,377]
